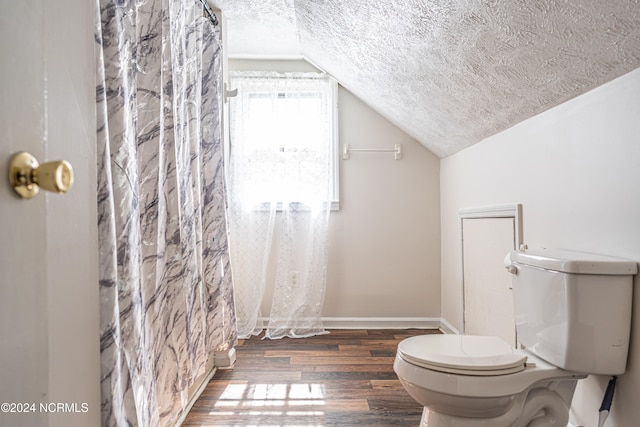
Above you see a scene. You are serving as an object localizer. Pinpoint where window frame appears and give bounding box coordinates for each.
[229,71,340,211]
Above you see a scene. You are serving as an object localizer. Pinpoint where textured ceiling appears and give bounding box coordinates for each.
[210,0,640,157]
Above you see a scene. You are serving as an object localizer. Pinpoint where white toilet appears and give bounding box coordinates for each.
[394,249,637,427]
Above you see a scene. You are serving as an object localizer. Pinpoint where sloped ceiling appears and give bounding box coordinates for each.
[210,0,640,158]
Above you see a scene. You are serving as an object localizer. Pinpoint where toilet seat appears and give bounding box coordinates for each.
[397,335,527,376]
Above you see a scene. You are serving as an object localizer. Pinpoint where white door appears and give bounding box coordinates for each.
[0,1,100,426]
[462,217,517,346]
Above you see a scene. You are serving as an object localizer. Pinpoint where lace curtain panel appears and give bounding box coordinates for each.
[228,71,335,340]
[95,1,237,425]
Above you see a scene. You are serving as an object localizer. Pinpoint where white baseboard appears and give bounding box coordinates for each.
[214,347,237,368]
[321,317,441,330]
[439,317,460,335]
[173,364,217,427]
[174,347,238,426]
[255,316,458,332]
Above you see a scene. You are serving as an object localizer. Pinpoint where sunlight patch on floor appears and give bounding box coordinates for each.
[210,382,327,425]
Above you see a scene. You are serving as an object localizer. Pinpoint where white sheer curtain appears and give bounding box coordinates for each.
[228,71,334,339]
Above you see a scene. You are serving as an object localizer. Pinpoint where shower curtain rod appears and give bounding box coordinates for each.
[198,0,218,26]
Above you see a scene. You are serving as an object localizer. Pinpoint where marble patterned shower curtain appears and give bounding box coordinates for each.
[95,1,236,425]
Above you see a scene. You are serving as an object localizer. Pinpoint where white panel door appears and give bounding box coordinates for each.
[0,1,100,426]
[462,217,516,346]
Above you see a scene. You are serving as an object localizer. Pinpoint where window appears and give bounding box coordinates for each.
[229,71,339,210]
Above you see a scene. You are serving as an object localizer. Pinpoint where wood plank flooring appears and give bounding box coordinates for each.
[183,329,440,426]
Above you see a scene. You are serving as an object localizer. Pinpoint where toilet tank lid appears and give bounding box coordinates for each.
[509,249,638,275]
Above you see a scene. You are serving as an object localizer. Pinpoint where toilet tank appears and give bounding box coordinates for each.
[506,249,637,375]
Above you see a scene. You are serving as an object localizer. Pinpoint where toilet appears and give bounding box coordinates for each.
[394,249,637,427]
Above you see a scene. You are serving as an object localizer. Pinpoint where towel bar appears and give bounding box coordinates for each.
[342,144,402,160]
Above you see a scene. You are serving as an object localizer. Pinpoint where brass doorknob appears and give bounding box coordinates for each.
[9,151,74,199]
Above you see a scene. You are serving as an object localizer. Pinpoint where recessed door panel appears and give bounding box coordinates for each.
[0,2,100,426]
[462,217,516,346]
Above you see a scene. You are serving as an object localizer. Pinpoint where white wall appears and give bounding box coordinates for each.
[230,59,441,323]
[441,68,640,427]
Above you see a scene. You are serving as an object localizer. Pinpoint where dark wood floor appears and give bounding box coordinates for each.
[183,329,439,426]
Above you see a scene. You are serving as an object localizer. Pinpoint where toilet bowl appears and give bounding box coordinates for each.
[394,249,637,426]
[394,334,587,427]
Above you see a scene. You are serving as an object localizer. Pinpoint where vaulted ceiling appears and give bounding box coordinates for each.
[209,0,640,157]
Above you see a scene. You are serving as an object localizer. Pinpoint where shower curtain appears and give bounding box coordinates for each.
[95,1,236,426]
